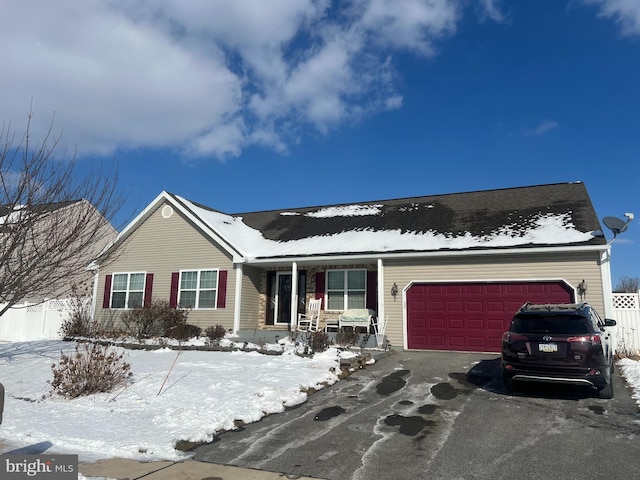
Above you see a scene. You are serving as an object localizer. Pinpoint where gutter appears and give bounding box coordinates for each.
[242,243,611,266]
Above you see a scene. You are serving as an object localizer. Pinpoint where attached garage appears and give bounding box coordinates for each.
[406,281,575,352]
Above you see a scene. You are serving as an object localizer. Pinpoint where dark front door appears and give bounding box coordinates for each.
[266,271,307,326]
[275,272,292,325]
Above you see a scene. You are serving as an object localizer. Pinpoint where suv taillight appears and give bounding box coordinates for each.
[502,332,528,343]
[567,334,602,344]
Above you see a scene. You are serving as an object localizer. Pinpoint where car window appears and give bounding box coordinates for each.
[590,310,605,330]
[511,315,590,335]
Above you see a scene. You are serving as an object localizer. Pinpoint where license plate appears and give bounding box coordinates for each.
[539,343,558,353]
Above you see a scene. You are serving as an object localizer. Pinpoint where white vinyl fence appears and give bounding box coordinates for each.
[0,300,69,342]
[613,292,640,356]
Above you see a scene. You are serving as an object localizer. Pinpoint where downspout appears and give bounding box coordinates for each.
[600,248,614,318]
[290,262,298,329]
[233,263,243,334]
[91,269,99,321]
[377,258,385,324]
[599,247,617,352]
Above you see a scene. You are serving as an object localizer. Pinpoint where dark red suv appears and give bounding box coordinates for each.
[501,303,616,399]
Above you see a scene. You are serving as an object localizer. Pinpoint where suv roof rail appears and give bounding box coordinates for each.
[518,302,589,313]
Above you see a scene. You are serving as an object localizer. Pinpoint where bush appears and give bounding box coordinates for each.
[120,300,191,340]
[167,322,202,341]
[335,328,361,347]
[50,343,131,398]
[59,284,96,337]
[204,325,227,343]
[307,330,331,352]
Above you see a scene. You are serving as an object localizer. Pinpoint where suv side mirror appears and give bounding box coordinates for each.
[604,319,617,327]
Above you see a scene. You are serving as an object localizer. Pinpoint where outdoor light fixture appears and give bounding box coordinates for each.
[577,279,588,300]
[390,282,399,300]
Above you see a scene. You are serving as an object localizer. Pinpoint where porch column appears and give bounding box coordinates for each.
[290,262,298,328]
[377,258,385,324]
[233,263,243,334]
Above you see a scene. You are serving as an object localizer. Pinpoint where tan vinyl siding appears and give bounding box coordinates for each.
[95,201,236,331]
[239,264,262,329]
[382,251,605,349]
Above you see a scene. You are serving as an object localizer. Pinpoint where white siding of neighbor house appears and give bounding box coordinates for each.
[94,201,236,332]
[381,250,605,349]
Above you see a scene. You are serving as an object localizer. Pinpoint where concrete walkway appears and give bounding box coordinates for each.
[79,457,325,479]
[0,441,325,480]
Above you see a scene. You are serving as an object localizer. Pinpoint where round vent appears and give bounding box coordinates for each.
[161,205,174,219]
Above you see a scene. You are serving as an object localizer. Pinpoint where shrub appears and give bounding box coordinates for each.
[50,343,131,398]
[120,300,190,339]
[204,325,227,343]
[59,284,97,337]
[335,328,361,347]
[167,322,202,341]
[307,330,331,352]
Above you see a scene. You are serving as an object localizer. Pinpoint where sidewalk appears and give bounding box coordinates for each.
[1,442,325,480]
[79,457,325,480]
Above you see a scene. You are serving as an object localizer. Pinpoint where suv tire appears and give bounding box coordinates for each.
[598,380,614,399]
[503,370,518,392]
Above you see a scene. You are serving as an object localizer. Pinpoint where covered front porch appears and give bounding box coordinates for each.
[232,258,392,334]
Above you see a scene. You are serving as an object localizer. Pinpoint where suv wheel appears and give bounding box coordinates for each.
[598,380,614,399]
[503,370,518,392]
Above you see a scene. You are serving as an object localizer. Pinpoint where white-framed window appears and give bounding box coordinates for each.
[179,269,219,309]
[111,272,146,309]
[326,269,366,311]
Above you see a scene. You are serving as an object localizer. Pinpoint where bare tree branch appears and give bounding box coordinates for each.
[614,276,640,293]
[0,109,123,315]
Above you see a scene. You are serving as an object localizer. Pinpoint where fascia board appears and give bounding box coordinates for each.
[91,191,170,265]
[93,191,245,266]
[167,195,245,262]
[244,243,610,266]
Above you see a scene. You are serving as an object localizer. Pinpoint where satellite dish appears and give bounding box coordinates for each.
[603,215,631,237]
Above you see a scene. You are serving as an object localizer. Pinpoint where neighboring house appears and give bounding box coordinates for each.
[0,200,117,341]
[90,182,613,352]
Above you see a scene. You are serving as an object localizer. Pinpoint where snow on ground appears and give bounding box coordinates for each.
[0,339,353,462]
[1,339,640,468]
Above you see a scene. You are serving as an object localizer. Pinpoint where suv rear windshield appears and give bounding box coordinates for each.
[510,315,590,335]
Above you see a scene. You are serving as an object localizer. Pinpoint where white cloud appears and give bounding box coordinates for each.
[585,0,640,35]
[476,0,508,24]
[525,120,559,136]
[0,0,459,160]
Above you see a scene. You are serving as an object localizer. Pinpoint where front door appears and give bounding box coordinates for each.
[266,270,308,326]
[275,272,292,325]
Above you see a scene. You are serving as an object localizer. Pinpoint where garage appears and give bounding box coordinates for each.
[406,281,575,352]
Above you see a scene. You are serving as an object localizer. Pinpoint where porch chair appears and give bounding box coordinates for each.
[297,298,322,332]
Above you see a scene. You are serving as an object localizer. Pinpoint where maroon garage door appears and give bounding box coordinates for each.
[406,281,574,352]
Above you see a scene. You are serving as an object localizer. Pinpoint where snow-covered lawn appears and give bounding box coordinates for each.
[1,340,640,465]
[0,339,349,462]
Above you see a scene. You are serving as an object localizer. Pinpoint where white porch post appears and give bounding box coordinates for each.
[233,263,243,334]
[290,262,298,328]
[377,258,385,322]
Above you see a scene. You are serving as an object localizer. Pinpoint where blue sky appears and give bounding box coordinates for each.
[1,0,638,286]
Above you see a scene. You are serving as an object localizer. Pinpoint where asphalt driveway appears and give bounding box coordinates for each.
[193,350,640,480]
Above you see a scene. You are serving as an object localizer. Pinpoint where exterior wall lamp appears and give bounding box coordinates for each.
[390,282,399,301]
[577,279,588,301]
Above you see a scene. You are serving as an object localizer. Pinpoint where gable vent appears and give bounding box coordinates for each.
[161,205,174,219]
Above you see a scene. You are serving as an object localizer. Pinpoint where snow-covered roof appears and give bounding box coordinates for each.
[166,182,606,261]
